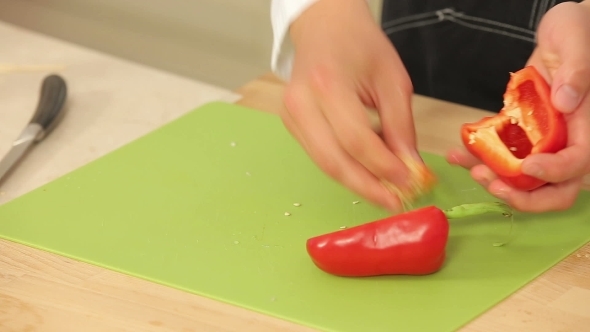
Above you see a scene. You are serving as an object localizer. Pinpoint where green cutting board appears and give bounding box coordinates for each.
[1,102,589,332]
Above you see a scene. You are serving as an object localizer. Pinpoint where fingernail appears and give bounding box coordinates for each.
[448,153,460,164]
[554,84,580,113]
[406,149,424,163]
[493,187,511,199]
[473,170,493,185]
[522,162,544,177]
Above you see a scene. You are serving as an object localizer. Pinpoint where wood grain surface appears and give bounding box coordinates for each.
[1,73,589,332]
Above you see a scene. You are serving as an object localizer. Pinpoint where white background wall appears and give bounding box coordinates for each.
[0,0,382,89]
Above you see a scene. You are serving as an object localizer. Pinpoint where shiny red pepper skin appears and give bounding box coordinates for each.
[461,66,568,191]
[306,206,449,277]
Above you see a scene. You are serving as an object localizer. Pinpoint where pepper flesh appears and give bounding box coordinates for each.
[461,66,568,191]
[306,202,512,277]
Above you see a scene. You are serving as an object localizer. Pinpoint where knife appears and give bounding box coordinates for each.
[0,74,68,184]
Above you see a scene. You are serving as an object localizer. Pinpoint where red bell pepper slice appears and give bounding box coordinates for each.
[461,66,568,191]
[306,202,512,277]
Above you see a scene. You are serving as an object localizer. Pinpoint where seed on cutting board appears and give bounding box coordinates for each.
[339,226,347,229]
[230,141,236,147]
[293,203,301,207]
[352,201,360,204]
[284,212,291,216]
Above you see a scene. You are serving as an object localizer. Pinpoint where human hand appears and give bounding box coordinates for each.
[447,1,590,212]
[280,0,434,211]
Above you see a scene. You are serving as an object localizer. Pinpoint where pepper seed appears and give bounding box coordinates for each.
[284,212,291,216]
[293,203,301,207]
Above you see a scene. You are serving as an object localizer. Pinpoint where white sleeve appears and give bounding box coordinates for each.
[270,0,319,82]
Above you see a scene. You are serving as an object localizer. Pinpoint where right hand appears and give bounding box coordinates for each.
[281,0,430,212]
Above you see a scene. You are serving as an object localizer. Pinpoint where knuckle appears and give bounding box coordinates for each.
[561,183,582,210]
[398,76,415,96]
[309,148,342,178]
[307,64,338,94]
[282,85,303,115]
[317,156,342,180]
[547,169,568,183]
[550,193,577,211]
[544,155,575,182]
[339,132,367,159]
[556,199,576,211]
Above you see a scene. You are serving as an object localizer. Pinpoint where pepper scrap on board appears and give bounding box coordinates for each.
[461,65,568,191]
[306,202,513,277]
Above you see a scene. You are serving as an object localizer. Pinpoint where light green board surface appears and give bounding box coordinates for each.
[1,102,589,332]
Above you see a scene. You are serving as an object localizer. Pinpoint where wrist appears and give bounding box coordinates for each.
[289,0,374,47]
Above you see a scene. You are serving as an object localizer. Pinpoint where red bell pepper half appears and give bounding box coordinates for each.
[306,202,512,277]
[461,66,568,191]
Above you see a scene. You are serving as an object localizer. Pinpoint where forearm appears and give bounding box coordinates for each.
[270,0,319,80]
[289,0,374,47]
[270,0,373,81]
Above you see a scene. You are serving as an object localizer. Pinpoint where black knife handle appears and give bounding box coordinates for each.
[30,74,68,141]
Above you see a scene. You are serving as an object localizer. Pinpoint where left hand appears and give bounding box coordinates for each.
[446,1,590,213]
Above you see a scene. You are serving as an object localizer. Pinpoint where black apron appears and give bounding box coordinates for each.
[381,0,579,112]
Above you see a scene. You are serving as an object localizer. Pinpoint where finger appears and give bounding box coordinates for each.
[309,71,412,190]
[537,2,590,113]
[279,103,311,153]
[525,48,552,81]
[470,164,498,188]
[371,55,421,160]
[521,107,590,182]
[445,146,482,169]
[487,177,582,212]
[282,83,403,211]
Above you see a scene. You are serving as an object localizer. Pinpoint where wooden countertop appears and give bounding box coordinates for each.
[2,71,590,332]
[2,23,590,332]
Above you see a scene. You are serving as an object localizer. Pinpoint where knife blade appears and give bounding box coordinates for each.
[0,74,68,184]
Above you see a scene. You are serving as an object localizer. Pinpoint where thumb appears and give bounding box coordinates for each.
[537,2,590,113]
